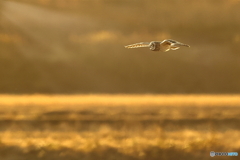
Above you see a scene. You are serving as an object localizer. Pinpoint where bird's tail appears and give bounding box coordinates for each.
[125,42,150,49]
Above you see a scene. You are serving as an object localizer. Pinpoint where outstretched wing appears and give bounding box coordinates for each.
[125,42,150,49]
[166,39,190,47]
[125,39,190,52]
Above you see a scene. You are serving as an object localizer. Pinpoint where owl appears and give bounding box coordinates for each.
[125,39,190,52]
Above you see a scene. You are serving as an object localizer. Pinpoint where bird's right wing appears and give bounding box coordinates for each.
[166,39,190,47]
[125,42,150,49]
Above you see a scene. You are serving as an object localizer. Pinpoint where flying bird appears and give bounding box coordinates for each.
[125,39,190,52]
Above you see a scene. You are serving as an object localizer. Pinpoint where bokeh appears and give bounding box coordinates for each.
[0,0,240,94]
[0,1,240,160]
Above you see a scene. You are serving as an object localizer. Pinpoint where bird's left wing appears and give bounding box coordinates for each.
[125,42,150,49]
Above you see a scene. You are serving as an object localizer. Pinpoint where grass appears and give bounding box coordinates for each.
[0,94,240,160]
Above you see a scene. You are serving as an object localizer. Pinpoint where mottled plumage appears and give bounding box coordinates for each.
[125,39,190,52]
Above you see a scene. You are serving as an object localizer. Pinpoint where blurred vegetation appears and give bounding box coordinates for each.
[0,0,240,93]
[0,95,240,160]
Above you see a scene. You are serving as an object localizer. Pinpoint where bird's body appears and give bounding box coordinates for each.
[125,39,190,52]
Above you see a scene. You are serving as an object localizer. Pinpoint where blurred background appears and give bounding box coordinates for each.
[1,0,240,94]
[1,1,240,160]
